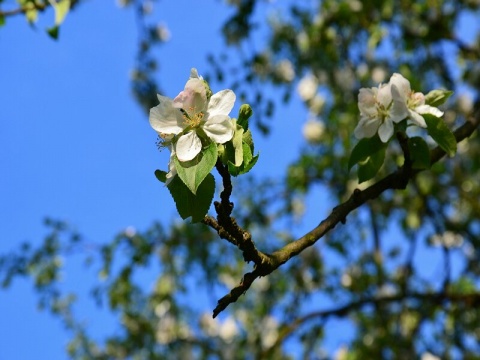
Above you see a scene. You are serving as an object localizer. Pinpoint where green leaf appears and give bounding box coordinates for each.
[47,26,59,39]
[243,129,254,153]
[154,170,167,183]
[424,89,453,107]
[167,174,215,223]
[348,135,387,171]
[231,125,244,166]
[408,137,431,169]
[174,142,217,194]
[237,104,253,131]
[227,142,258,176]
[424,114,457,157]
[241,141,253,165]
[54,0,71,25]
[357,147,386,183]
[242,153,259,174]
[0,15,5,27]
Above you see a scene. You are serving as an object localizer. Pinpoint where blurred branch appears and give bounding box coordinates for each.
[265,290,480,355]
[0,3,47,17]
[213,115,480,317]
[0,0,80,18]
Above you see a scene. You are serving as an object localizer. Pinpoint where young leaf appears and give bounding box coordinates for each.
[227,142,258,176]
[424,89,453,107]
[47,26,59,39]
[407,137,431,170]
[167,174,215,223]
[357,147,386,183]
[424,114,457,157]
[229,125,244,166]
[242,153,259,174]
[54,0,71,26]
[174,142,217,195]
[243,129,254,153]
[348,135,387,171]
[237,104,253,131]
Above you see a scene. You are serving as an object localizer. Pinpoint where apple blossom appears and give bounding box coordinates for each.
[302,118,325,143]
[149,69,235,162]
[354,82,408,142]
[389,73,443,128]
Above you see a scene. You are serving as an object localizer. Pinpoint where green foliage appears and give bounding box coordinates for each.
[47,26,59,39]
[154,169,167,183]
[424,114,457,157]
[357,147,386,183]
[167,173,215,223]
[348,135,387,182]
[218,119,259,177]
[408,136,431,170]
[46,0,70,39]
[174,142,217,195]
[237,103,253,131]
[348,135,386,171]
[424,89,454,107]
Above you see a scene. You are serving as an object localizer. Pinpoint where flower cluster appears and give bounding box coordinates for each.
[149,69,236,184]
[354,73,443,142]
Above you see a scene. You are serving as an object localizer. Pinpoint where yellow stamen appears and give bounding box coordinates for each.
[182,106,204,128]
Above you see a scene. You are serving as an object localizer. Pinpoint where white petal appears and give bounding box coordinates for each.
[415,104,443,118]
[203,115,234,144]
[377,83,392,108]
[190,68,201,79]
[408,110,427,128]
[389,105,409,123]
[378,119,394,142]
[173,78,207,115]
[207,90,236,117]
[354,116,380,139]
[175,131,202,162]
[389,73,411,98]
[391,84,406,103]
[149,95,184,134]
[358,88,377,117]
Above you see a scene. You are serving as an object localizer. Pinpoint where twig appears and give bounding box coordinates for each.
[203,161,268,266]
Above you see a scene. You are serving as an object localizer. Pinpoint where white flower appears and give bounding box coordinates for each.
[421,352,441,360]
[302,118,325,143]
[149,68,235,162]
[354,83,408,142]
[275,59,295,82]
[389,73,443,128]
[218,317,238,342]
[297,74,318,101]
[430,231,463,248]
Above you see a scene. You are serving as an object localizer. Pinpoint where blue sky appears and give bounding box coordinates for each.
[0,1,312,358]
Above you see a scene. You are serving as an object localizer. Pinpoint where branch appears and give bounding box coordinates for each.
[265,290,480,354]
[213,116,480,317]
[204,161,269,266]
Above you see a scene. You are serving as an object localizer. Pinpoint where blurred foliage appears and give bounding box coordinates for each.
[2,0,480,358]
